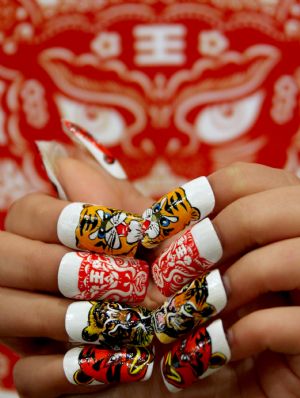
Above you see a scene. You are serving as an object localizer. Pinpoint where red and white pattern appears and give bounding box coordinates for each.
[1,0,300,391]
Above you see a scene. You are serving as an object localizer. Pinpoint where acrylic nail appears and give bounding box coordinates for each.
[36,140,68,200]
[141,177,215,249]
[58,251,149,303]
[161,319,231,392]
[61,119,127,180]
[152,218,223,296]
[153,270,227,344]
[65,301,154,347]
[57,203,145,256]
[64,344,154,385]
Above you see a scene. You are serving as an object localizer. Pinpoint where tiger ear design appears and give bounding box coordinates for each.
[200,302,217,318]
[73,369,93,385]
[209,352,227,369]
[191,208,201,221]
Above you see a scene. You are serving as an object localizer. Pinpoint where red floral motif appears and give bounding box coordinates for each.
[77,252,149,302]
[152,230,213,297]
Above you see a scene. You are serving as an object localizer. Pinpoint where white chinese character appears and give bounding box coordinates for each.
[133,24,186,66]
[176,244,187,258]
[90,270,104,284]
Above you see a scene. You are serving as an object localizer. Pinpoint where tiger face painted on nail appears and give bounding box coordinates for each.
[82,301,154,347]
[141,187,201,248]
[75,204,144,256]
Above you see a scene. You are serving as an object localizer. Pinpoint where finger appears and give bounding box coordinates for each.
[208,162,300,214]
[0,232,150,304]
[223,237,300,313]
[14,354,109,398]
[228,307,300,360]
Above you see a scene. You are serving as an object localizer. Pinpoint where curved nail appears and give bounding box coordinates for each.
[152,218,223,296]
[61,119,127,180]
[65,301,154,347]
[57,203,144,256]
[141,177,215,248]
[58,251,149,303]
[161,319,231,392]
[64,345,154,385]
[153,270,227,344]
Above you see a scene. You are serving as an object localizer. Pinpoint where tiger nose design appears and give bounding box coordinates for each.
[141,176,215,248]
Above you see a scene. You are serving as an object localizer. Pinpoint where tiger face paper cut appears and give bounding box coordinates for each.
[64,345,154,385]
[57,203,145,256]
[153,270,227,344]
[141,176,214,248]
[161,319,231,392]
[65,301,154,347]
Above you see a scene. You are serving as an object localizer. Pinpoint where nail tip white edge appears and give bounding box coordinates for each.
[160,357,182,394]
[191,218,223,263]
[57,203,84,249]
[65,302,92,343]
[183,176,215,220]
[143,358,154,382]
[63,346,82,384]
[206,269,227,314]
[58,252,81,298]
[36,140,68,200]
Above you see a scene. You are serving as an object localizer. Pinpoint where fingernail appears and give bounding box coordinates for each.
[141,177,215,248]
[152,218,223,296]
[65,301,154,346]
[58,251,149,303]
[61,119,127,180]
[64,345,154,385]
[153,270,227,344]
[57,203,144,256]
[161,319,231,392]
[35,140,68,200]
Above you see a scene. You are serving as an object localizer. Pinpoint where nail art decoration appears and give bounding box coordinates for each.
[57,203,145,256]
[64,345,154,385]
[153,270,227,344]
[61,119,127,180]
[65,301,154,347]
[141,177,215,248]
[161,319,231,392]
[58,252,149,303]
[152,218,223,297]
[36,140,68,200]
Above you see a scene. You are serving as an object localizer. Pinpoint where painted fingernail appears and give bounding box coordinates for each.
[161,319,231,392]
[61,119,127,180]
[35,140,68,200]
[152,218,223,296]
[141,177,214,248]
[58,251,149,303]
[153,270,227,344]
[65,301,154,346]
[64,345,154,385]
[57,203,144,256]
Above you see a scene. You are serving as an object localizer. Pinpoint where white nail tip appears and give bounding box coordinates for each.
[57,203,84,249]
[63,347,88,385]
[206,270,227,314]
[36,140,68,200]
[58,252,81,298]
[182,176,215,220]
[191,218,223,263]
[65,302,92,343]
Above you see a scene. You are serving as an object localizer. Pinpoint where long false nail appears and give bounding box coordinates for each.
[141,177,215,248]
[152,218,223,296]
[64,345,154,385]
[61,119,127,180]
[57,203,145,256]
[65,301,154,347]
[35,141,68,200]
[58,251,149,303]
[161,319,231,393]
[153,270,227,344]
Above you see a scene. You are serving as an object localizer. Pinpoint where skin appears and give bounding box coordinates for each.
[2,160,300,397]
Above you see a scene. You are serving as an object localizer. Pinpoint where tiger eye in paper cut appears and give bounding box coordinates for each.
[75,204,144,256]
[82,301,154,347]
[64,345,154,385]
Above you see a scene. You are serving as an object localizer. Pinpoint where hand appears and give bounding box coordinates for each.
[2,160,300,397]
